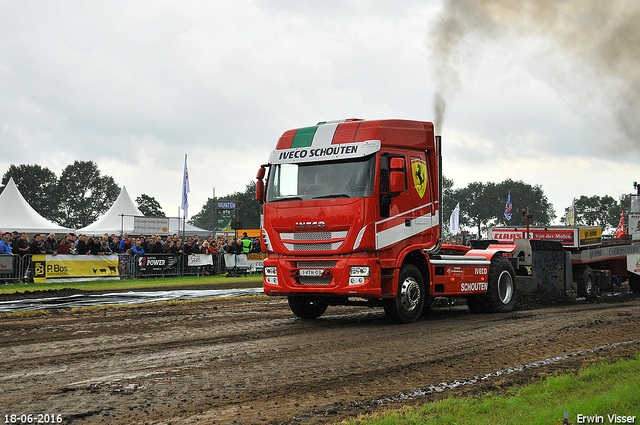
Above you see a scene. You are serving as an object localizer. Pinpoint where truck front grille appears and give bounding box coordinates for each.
[297,261,337,268]
[284,242,343,251]
[279,231,348,252]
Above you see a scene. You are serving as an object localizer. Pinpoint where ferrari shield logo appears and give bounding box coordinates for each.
[411,158,427,198]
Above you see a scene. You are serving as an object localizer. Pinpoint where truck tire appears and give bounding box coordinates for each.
[577,267,599,299]
[287,296,328,319]
[465,295,486,313]
[383,264,425,324]
[629,273,640,293]
[484,255,517,313]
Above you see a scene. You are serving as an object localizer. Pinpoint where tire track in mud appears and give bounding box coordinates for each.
[0,294,639,424]
[290,338,640,423]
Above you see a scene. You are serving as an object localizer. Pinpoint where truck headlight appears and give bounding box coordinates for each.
[349,266,370,285]
[264,266,278,285]
[350,266,370,277]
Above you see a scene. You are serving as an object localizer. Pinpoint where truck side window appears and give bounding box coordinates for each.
[380,154,406,217]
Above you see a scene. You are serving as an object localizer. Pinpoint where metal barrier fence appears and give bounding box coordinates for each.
[0,252,261,284]
[0,255,23,283]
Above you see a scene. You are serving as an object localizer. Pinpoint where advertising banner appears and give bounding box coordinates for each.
[0,256,14,273]
[133,217,170,235]
[217,209,234,231]
[224,254,249,270]
[627,254,640,275]
[489,228,576,246]
[32,254,120,283]
[579,227,602,246]
[188,253,213,267]
[136,254,178,273]
[629,213,640,240]
[247,252,267,272]
[489,227,603,248]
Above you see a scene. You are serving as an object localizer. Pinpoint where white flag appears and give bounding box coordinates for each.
[449,202,460,234]
[181,154,190,219]
[566,198,575,226]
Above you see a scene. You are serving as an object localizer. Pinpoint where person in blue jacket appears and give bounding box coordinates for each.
[0,233,15,255]
[131,239,145,255]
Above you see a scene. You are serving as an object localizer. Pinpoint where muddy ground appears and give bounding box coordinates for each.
[1,287,640,424]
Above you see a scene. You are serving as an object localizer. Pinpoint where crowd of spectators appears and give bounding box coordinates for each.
[0,231,262,257]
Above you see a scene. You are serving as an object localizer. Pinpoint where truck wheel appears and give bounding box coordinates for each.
[484,255,517,313]
[577,267,599,299]
[287,296,328,319]
[465,295,486,313]
[383,264,425,324]
[629,273,640,293]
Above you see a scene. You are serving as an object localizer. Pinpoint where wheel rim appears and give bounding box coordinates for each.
[585,274,593,294]
[400,277,421,312]
[497,270,513,304]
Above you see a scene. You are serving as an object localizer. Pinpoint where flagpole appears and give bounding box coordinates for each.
[181,154,190,239]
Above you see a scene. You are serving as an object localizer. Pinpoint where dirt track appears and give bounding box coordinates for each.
[1,290,640,424]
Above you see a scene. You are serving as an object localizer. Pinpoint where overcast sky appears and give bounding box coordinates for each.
[1,0,638,226]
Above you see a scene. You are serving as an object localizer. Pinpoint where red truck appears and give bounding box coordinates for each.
[256,118,520,323]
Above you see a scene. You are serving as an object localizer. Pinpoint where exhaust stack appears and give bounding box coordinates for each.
[426,135,443,254]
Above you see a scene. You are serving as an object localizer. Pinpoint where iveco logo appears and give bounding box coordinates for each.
[295,221,326,230]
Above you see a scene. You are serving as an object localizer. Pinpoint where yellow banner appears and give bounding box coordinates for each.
[579,227,602,246]
[33,254,120,283]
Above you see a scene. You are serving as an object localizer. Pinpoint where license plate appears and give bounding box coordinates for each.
[299,269,323,277]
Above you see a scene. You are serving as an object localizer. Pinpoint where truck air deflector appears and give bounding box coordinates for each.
[269,140,381,164]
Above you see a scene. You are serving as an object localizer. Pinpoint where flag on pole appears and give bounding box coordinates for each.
[504,192,512,220]
[181,154,190,219]
[565,198,575,226]
[616,208,625,238]
[449,202,460,234]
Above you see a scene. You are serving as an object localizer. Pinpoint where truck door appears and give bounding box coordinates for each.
[409,153,434,241]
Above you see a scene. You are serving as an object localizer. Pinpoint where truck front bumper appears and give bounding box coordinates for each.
[263,254,384,298]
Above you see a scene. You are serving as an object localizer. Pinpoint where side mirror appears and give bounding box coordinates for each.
[256,166,267,202]
[389,157,406,194]
[390,171,405,194]
[256,180,265,202]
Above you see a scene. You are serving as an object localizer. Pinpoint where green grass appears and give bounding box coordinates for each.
[343,353,640,425]
[0,274,263,294]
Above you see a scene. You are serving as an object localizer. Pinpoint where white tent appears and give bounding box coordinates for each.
[76,186,143,236]
[168,217,213,238]
[0,177,75,234]
[77,186,211,237]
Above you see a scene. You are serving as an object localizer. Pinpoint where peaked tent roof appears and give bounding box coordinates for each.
[77,186,211,237]
[76,186,143,236]
[168,217,213,237]
[0,177,74,234]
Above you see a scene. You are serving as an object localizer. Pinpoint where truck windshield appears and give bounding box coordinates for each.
[266,154,376,202]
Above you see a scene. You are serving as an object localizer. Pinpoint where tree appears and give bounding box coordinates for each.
[450,179,555,237]
[454,181,500,237]
[57,161,120,229]
[570,195,619,232]
[190,198,218,231]
[190,181,262,231]
[1,164,60,223]
[136,194,166,217]
[233,180,261,230]
[493,179,556,227]
[441,175,457,238]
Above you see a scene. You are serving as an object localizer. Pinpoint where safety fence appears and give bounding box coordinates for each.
[0,252,266,284]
